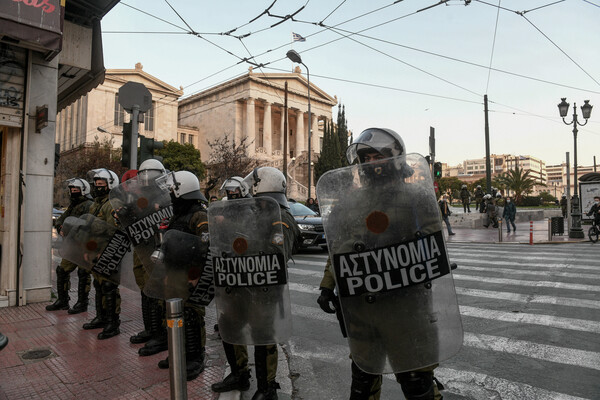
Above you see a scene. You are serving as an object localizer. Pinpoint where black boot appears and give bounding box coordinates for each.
[98,282,120,340]
[46,267,70,311]
[83,281,106,330]
[130,292,152,344]
[139,298,168,356]
[350,361,382,400]
[185,308,205,380]
[211,342,251,392]
[68,269,90,314]
[252,345,279,400]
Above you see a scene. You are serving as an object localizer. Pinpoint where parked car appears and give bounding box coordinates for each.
[288,199,327,250]
[52,208,64,222]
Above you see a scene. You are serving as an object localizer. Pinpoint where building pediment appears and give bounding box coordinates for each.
[105,64,183,98]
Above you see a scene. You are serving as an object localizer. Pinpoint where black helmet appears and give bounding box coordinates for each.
[346,128,405,164]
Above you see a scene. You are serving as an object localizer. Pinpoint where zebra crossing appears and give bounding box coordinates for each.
[280,242,600,400]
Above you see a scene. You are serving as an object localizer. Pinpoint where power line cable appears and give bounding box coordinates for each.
[485,0,501,93]
[582,0,600,8]
[319,0,348,25]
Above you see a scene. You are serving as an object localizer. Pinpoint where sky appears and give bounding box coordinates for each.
[100,0,600,168]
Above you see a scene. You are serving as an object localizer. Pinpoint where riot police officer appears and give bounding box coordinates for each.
[47,178,93,313]
[459,185,471,213]
[82,169,122,340]
[475,185,485,213]
[317,128,450,400]
[560,195,568,218]
[155,170,210,381]
[211,168,300,400]
[211,176,253,394]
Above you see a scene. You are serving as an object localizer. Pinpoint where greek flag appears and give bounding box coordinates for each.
[292,32,306,42]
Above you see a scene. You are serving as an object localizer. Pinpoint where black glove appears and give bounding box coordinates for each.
[317,287,338,314]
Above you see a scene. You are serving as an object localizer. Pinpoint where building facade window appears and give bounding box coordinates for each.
[188,134,194,146]
[144,101,155,131]
[180,132,186,144]
[114,94,124,126]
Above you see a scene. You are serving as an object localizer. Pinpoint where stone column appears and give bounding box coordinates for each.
[295,110,305,154]
[263,102,272,156]
[245,98,256,156]
[310,113,318,156]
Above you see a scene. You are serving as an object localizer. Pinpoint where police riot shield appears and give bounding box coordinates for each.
[208,197,291,346]
[143,229,214,305]
[59,214,134,288]
[109,176,173,272]
[316,153,463,374]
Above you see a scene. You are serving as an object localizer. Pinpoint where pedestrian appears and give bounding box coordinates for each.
[586,196,600,226]
[155,170,211,381]
[47,178,93,314]
[460,185,471,213]
[210,168,300,399]
[82,169,122,340]
[482,194,498,229]
[439,195,456,236]
[502,196,517,233]
[306,197,319,213]
[560,195,568,218]
[475,185,485,213]
[317,128,451,400]
[210,195,218,202]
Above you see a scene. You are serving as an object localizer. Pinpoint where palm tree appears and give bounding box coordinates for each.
[495,165,537,204]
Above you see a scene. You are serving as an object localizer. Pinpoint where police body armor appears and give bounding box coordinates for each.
[59,214,134,288]
[316,153,463,374]
[109,176,173,274]
[208,197,291,346]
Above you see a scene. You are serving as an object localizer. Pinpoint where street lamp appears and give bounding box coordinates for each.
[557,98,593,238]
[286,49,313,200]
[97,126,113,160]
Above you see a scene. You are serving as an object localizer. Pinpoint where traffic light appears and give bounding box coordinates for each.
[54,143,60,176]
[139,135,164,163]
[121,122,132,167]
[434,162,442,178]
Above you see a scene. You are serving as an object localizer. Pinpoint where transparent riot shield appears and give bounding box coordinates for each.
[109,176,173,272]
[208,197,291,346]
[143,229,213,305]
[59,214,134,288]
[316,153,463,374]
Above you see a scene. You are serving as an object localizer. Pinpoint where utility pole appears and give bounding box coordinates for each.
[484,95,492,194]
[429,126,435,181]
[283,82,289,193]
[566,152,571,232]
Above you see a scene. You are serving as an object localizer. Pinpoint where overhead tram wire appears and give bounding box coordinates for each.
[326,26,482,98]
[473,0,600,87]
[318,0,348,25]
[485,0,502,94]
[582,0,600,8]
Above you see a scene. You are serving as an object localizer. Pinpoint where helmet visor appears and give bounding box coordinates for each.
[346,129,404,164]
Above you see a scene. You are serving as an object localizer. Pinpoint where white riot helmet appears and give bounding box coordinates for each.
[243,167,288,208]
[138,159,166,186]
[220,176,250,200]
[346,128,405,164]
[66,178,91,196]
[483,194,492,200]
[168,171,207,202]
[461,184,467,189]
[477,185,482,189]
[496,192,502,198]
[87,168,119,189]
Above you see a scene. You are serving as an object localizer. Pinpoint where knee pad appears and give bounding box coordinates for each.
[101,280,118,294]
[396,370,435,400]
[350,361,381,400]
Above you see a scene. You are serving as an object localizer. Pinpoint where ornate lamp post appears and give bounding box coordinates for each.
[286,49,312,200]
[557,98,593,238]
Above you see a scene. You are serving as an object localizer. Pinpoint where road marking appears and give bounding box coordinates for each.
[460,305,600,334]
[454,264,600,280]
[454,274,600,292]
[455,287,600,310]
[450,256,600,272]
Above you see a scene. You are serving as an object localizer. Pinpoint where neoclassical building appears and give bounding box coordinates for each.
[56,63,183,152]
[178,66,338,199]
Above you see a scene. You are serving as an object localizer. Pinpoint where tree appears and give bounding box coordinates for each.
[438,177,466,202]
[314,120,342,184]
[494,165,537,205]
[156,140,206,179]
[336,104,349,167]
[54,137,127,207]
[205,135,259,197]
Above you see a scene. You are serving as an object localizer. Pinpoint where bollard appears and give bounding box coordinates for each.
[498,219,503,242]
[166,298,187,400]
[529,220,534,245]
[548,219,552,242]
